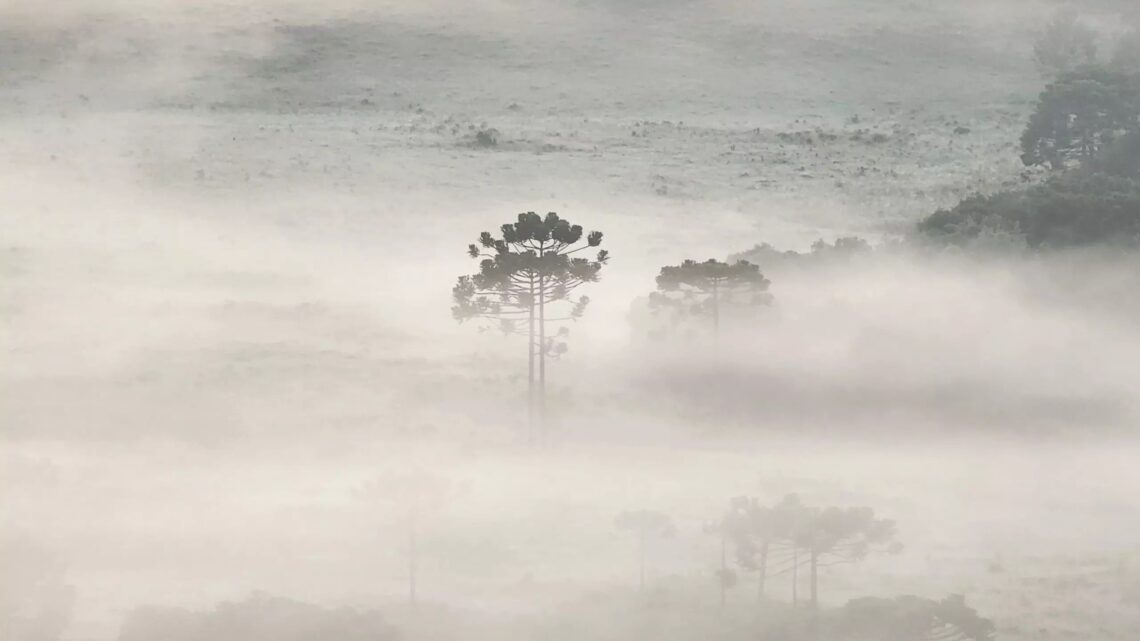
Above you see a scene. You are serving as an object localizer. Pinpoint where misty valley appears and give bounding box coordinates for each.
[2,1,1140,641]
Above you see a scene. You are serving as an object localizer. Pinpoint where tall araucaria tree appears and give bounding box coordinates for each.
[649,259,771,337]
[452,211,608,441]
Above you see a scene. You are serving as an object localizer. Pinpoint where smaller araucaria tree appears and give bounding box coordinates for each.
[648,259,772,337]
[615,510,676,591]
[794,503,902,610]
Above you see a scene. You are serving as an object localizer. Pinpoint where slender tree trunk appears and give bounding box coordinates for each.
[538,273,546,443]
[408,506,417,608]
[791,545,798,606]
[809,549,818,610]
[527,278,536,445]
[757,540,768,601]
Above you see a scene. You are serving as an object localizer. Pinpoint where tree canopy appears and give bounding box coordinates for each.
[649,259,772,336]
[1020,66,1139,170]
[917,55,1140,251]
[917,170,1140,249]
[453,211,607,336]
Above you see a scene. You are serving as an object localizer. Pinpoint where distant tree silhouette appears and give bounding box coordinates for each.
[726,495,802,603]
[354,471,457,608]
[649,259,771,337]
[1033,9,1098,77]
[793,502,901,610]
[453,211,608,441]
[727,495,900,611]
[615,510,676,591]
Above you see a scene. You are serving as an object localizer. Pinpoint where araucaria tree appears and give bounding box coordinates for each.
[649,259,771,337]
[453,212,608,440]
[725,495,801,602]
[615,510,676,592]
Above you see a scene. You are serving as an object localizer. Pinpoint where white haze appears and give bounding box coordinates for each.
[2,1,1140,640]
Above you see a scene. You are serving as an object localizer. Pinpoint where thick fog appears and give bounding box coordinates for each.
[3,1,1140,640]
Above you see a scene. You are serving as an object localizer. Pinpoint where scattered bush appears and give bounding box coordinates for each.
[473,128,499,148]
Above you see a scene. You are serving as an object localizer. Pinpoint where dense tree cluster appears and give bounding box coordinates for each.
[918,170,1140,249]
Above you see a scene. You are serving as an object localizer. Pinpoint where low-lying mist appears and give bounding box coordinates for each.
[3,1,1140,640]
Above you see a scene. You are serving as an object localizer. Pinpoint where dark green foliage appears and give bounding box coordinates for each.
[1092,131,1140,178]
[1019,66,1139,170]
[648,259,771,336]
[453,211,607,335]
[918,171,1140,248]
[917,54,1140,250]
[117,593,398,641]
